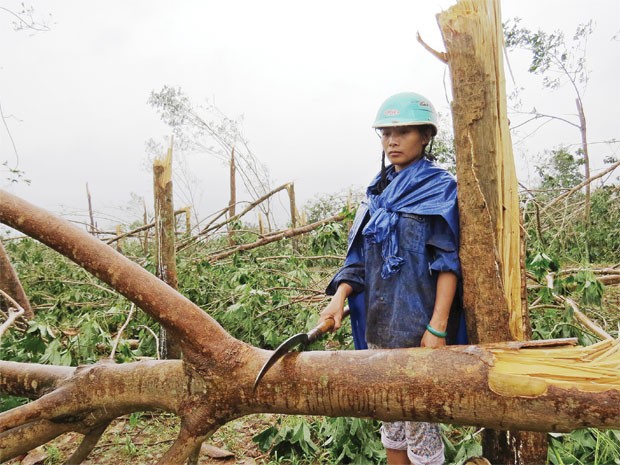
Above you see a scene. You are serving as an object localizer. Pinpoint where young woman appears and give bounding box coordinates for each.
[320,92,462,465]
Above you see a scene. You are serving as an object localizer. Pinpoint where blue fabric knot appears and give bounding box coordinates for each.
[363,207,403,278]
[382,254,404,279]
[361,158,459,280]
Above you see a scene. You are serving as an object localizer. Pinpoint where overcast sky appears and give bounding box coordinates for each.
[1,0,619,229]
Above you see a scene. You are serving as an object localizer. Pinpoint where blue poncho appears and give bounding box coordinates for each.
[327,158,465,349]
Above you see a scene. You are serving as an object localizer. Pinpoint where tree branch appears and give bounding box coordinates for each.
[65,422,111,465]
[541,159,620,213]
[105,208,189,245]
[205,213,345,263]
[194,182,291,238]
[109,304,136,360]
[0,306,24,340]
[545,273,613,340]
[0,419,74,462]
[0,240,33,319]
[417,32,448,63]
[156,425,211,465]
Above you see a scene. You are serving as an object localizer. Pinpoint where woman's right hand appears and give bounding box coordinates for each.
[319,283,353,331]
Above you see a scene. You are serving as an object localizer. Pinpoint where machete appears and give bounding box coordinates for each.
[253,307,350,391]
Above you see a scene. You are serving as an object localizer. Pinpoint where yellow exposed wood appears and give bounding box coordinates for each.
[153,144,173,188]
[490,339,620,396]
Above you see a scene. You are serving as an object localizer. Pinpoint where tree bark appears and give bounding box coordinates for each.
[437,0,545,462]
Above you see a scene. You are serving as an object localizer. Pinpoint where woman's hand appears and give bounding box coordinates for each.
[319,283,353,331]
[420,330,447,348]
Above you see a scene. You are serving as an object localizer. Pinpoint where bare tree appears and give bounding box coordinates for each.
[504,19,600,258]
[148,87,276,227]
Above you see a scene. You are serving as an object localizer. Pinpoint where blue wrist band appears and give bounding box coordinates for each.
[426,324,447,338]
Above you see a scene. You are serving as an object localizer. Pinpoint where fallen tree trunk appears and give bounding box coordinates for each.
[1,338,619,462]
[1,188,620,464]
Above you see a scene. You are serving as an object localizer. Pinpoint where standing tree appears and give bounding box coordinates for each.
[504,19,598,259]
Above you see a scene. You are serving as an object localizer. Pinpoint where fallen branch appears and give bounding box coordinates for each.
[545,273,613,340]
[541,159,620,213]
[205,213,345,263]
[0,306,24,341]
[255,294,327,319]
[66,421,111,464]
[137,325,160,360]
[599,275,620,286]
[105,208,189,245]
[199,183,291,237]
[0,289,26,340]
[256,254,345,262]
[110,304,136,360]
[556,267,620,286]
[35,278,117,296]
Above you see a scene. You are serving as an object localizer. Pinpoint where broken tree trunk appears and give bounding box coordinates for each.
[228,146,237,246]
[85,183,96,236]
[1,189,620,464]
[286,182,299,251]
[437,0,546,462]
[153,144,182,360]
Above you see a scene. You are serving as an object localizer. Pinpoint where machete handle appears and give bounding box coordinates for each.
[307,307,351,343]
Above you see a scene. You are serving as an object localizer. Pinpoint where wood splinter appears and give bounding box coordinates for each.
[416,32,448,63]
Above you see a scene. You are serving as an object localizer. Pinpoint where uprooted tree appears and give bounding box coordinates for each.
[1,1,619,464]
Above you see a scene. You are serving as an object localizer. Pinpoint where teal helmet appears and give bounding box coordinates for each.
[373,92,438,136]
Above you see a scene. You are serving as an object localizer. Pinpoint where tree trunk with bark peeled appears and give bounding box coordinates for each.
[153,143,182,360]
[437,0,547,462]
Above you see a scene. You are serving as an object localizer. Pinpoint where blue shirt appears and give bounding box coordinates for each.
[327,159,461,349]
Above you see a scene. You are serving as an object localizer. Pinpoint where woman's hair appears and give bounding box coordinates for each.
[375,151,389,194]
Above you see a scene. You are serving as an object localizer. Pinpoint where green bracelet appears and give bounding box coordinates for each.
[426,324,447,338]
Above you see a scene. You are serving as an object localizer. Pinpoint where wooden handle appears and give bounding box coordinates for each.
[307,307,351,343]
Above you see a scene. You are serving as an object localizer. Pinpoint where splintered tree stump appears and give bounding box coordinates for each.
[437,0,547,462]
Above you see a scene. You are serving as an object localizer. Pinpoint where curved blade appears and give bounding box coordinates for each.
[253,332,308,391]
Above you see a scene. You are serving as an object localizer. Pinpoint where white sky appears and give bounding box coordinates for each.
[1,0,619,229]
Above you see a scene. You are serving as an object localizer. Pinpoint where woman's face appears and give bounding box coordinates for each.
[379,126,430,172]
